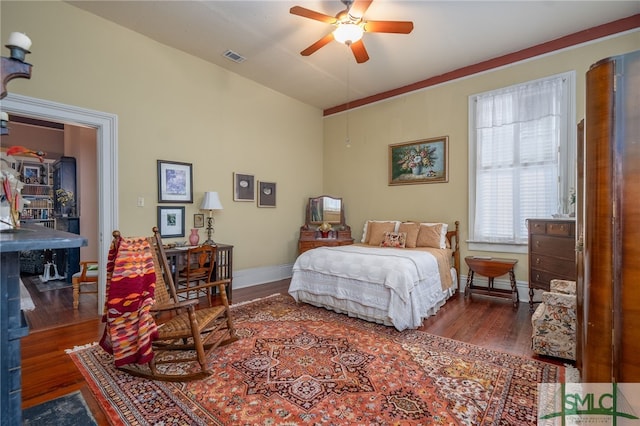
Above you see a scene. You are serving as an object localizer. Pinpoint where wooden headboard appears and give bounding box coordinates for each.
[404,219,461,290]
[445,221,461,289]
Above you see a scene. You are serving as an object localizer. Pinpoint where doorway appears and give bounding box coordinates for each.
[3,93,118,324]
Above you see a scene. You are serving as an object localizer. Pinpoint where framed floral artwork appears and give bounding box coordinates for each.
[258,181,276,208]
[157,206,185,238]
[388,136,449,185]
[157,160,193,203]
[233,172,255,201]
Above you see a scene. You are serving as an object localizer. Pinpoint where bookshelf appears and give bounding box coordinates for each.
[11,156,55,222]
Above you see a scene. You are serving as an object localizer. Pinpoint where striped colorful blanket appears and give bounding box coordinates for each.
[99,236,158,367]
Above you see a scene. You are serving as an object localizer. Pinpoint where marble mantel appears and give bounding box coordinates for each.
[0,224,87,425]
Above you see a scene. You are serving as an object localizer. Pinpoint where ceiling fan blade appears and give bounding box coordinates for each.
[290,6,337,24]
[350,39,369,63]
[300,33,335,56]
[348,0,373,19]
[364,20,414,34]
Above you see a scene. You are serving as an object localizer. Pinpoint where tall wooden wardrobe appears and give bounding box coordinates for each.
[578,49,640,382]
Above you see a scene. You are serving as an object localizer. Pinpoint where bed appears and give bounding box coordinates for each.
[289,220,460,331]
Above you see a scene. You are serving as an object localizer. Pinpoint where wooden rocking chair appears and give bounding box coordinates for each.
[101,227,237,381]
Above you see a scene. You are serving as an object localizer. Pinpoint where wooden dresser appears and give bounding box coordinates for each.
[527,218,576,311]
[298,228,353,254]
[298,195,353,254]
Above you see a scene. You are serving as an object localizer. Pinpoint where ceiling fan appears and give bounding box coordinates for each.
[290,0,414,63]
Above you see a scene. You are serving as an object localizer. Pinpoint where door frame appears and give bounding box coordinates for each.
[3,93,118,312]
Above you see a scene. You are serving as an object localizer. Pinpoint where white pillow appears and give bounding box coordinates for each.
[420,222,449,249]
[361,220,401,243]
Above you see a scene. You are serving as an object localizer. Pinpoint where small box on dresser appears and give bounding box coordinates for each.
[527,218,576,311]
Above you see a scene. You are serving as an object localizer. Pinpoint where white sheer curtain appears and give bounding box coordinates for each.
[471,74,572,246]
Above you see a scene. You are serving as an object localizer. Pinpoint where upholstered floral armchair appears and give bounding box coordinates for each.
[531,279,576,361]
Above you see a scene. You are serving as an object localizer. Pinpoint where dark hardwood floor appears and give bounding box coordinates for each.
[21,278,565,424]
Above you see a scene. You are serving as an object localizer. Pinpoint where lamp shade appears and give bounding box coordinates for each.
[200,191,223,210]
[333,23,364,45]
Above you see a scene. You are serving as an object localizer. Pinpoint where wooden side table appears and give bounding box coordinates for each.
[165,243,233,302]
[464,256,519,307]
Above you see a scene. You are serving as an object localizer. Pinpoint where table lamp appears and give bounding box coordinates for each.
[200,191,223,245]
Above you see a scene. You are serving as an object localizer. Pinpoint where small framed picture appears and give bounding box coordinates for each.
[193,213,204,228]
[233,172,255,202]
[258,181,276,208]
[157,206,185,238]
[23,165,40,184]
[157,160,193,203]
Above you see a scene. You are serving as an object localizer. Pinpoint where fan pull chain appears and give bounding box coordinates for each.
[345,56,351,148]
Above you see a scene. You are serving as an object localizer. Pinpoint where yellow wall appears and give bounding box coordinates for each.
[323,31,639,281]
[1,0,324,271]
[3,1,638,283]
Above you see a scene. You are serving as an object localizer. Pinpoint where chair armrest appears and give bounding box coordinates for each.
[76,261,99,281]
[152,299,199,313]
[541,291,576,309]
[550,279,576,295]
[179,279,230,294]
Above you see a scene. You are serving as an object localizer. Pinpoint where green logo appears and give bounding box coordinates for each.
[539,383,639,425]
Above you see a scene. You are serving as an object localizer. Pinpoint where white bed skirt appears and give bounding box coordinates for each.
[289,268,457,331]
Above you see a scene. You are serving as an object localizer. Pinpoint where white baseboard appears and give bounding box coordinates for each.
[233,263,293,290]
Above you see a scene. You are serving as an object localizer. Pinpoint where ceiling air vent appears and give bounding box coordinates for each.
[222,50,246,63]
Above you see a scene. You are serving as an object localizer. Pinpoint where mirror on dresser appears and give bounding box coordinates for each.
[299,195,353,254]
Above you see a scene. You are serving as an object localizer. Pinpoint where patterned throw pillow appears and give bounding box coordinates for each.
[380,231,407,248]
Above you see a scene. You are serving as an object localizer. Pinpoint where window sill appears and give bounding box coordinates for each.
[467,241,528,254]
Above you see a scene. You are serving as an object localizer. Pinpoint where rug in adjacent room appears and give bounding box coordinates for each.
[23,390,97,426]
[69,294,563,425]
[23,275,72,292]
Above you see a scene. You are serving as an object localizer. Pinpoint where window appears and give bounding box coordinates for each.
[468,72,575,252]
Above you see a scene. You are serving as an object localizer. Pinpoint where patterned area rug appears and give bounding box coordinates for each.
[68,294,563,425]
[23,390,97,425]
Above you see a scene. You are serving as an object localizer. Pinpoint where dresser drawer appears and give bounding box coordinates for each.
[530,234,575,260]
[530,267,576,291]
[528,220,548,235]
[529,253,576,278]
[546,221,574,236]
[528,219,575,236]
[298,239,353,254]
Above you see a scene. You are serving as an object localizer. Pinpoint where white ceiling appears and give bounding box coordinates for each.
[67,1,639,111]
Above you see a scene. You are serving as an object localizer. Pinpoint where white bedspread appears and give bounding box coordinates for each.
[289,245,456,331]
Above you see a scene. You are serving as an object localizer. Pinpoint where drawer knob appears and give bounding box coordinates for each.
[536,258,541,265]
[536,241,540,248]
[535,274,540,280]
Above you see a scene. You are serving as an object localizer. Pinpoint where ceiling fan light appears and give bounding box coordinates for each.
[333,23,364,44]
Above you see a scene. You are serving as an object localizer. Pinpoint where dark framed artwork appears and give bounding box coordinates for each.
[193,213,204,228]
[23,165,40,184]
[258,181,276,208]
[233,172,255,202]
[388,136,449,185]
[157,206,185,238]
[157,160,193,203]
